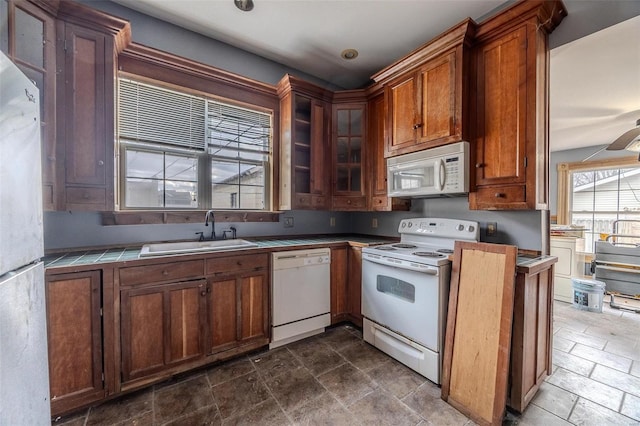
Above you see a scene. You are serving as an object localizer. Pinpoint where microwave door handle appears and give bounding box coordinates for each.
[439,159,446,191]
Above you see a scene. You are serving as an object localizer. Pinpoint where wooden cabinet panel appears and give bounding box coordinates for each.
[330,247,349,324]
[46,270,104,416]
[509,260,556,413]
[209,270,269,354]
[348,246,363,327]
[206,253,268,275]
[240,273,268,341]
[120,259,204,286]
[367,93,411,211]
[277,75,331,210]
[2,1,57,210]
[121,279,207,382]
[383,48,464,158]
[209,278,237,352]
[474,28,527,188]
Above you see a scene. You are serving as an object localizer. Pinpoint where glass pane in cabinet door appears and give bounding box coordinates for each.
[15,8,44,68]
[351,137,361,163]
[295,169,310,194]
[351,167,361,192]
[1,1,8,54]
[337,137,348,163]
[337,110,349,136]
[351,109,362,135]
[336,167,349,191]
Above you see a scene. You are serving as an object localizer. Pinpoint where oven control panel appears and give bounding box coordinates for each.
[398,218,479,241]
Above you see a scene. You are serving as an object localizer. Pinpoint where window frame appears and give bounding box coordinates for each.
[107,43,281,223]
[556,155,640,251]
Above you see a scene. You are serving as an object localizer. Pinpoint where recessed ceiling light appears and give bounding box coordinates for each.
[234,0,254,12]
[341,49,359,60]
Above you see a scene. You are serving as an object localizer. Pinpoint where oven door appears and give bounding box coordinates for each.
[361,252,450,352]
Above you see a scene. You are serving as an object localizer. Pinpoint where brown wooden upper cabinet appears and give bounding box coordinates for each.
[277,74,332,210]
[1,0,57,210]
[331,99,367,211]
[372,20,474,158]
[469,1,566,210]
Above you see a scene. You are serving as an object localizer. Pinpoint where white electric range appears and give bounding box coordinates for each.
[361,217,479,384]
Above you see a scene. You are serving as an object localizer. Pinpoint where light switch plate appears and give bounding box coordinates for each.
[284,217,294,228]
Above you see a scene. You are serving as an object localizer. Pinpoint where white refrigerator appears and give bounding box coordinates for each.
[0,51,51,423]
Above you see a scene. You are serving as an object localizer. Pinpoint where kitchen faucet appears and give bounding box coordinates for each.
[204,210,216,240]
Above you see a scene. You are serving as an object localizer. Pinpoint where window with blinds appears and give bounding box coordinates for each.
[118,78,272,210]
[570,165,640,252]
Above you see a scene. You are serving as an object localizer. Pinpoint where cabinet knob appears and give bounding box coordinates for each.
[347,200,351,204]
[162,270,169,276]
[413,123,423,130]
[475,163,484,168]
[200,291,206,297]
[82,192,90,199]
[495,193,505,198]
[98,160,104,166]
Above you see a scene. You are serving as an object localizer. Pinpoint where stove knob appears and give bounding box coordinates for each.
[456,224,464,231]
[468,225,475,233]
[408,222,412,228]
[401,222,406,228]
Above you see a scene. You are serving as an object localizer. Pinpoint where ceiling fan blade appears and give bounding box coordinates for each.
[606,127,640,150]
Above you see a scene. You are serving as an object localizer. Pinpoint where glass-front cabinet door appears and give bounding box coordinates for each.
[332,103,366,210]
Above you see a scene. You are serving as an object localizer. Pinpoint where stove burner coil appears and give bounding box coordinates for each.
[436,248,454,254]
[412,251,445,258]
[393,243,418,249]
[374,246,397,251]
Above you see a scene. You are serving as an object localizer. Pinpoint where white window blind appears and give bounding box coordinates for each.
[118,79,206,150]
[207,102,271,159]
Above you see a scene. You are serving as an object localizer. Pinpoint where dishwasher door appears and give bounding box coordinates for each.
[271,248,331,348]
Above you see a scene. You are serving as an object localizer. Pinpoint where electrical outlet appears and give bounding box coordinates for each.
[284,217,294,228]
[330,217,336,227]
[372,218,378,228]
[487,222,497,236]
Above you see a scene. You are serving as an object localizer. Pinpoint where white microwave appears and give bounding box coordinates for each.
[387,141,469,198]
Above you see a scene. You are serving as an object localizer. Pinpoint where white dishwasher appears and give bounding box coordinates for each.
[271,248,331,348]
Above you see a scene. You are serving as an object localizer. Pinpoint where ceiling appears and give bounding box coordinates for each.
[111,0,640,153]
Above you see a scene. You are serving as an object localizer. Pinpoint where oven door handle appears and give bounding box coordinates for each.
[363,254,439,275]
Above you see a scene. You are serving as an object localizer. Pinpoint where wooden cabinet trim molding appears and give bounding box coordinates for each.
[372,18,474,84]
[474,0,567,40]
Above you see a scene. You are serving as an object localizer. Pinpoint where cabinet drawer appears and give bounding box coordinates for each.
[294,194,326,209]
[206,254,269,275]
[66,187,106,205]
[119,260,204,286]
[474,185,526,206]
[332,196,366,210]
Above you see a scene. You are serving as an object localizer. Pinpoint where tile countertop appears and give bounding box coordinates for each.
[43,235,393,268]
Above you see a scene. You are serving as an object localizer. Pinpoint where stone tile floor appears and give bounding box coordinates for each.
[53,300,640,426]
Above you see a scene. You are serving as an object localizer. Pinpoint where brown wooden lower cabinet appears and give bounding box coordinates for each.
[509,257,557,412]
[46,270,105,416]
[120,279,208,382]
[209,270,269,354]
[330,245,363,326]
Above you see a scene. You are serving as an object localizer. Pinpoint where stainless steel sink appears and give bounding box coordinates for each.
[139,239,258,257]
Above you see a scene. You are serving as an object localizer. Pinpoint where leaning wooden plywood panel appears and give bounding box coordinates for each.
[441,241,517,426]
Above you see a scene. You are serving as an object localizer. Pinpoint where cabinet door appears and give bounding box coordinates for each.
[47,270,104,415]
[121,279,207,382]
[417,50,458,144]
[330,246,349,323]
[367,94,411,211]
[472,26,528,208]
[333,103,366,210]
[386,73,417,155]
[59,22,114,210]
[209,270,269,353]
[1,1,57,209]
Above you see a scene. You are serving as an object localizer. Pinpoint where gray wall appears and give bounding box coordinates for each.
[350,198,544,251]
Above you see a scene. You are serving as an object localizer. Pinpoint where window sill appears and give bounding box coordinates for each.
[101,210,280,226]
